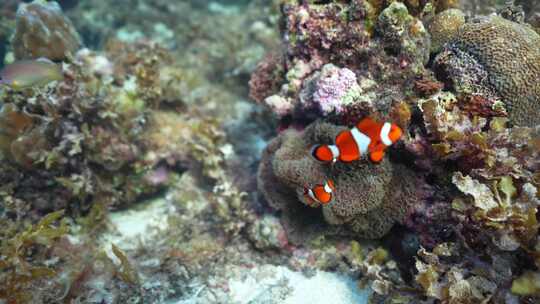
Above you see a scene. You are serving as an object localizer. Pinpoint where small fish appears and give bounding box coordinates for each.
[0,59,63,90]
[303,179,335,206]
[312,117,402,163]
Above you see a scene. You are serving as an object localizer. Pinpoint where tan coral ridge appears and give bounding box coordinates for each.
[434,15,540,127]
[258,121,420,240]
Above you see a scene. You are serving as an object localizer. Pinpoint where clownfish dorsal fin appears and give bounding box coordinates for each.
[356,117,379,134]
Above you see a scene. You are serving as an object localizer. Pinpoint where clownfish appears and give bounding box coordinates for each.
[311,117,402,163]
[303,179,335,206]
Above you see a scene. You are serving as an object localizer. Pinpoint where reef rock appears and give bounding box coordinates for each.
[258,121,420,240]
[376,2,431,70]
[11,0,82,61]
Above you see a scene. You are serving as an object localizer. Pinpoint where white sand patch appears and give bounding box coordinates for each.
[101,198,172,254]
[170,264,370,304]
[227,265,371,304]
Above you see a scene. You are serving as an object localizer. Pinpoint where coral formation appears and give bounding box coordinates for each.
[427,8,465,53]
[376,2,430,70]
[1,0,539,303]
[299,64,362,115]
[252,1,540,303]
[11,0,81,61]
[434,15,540,127]
[252,0,430,123]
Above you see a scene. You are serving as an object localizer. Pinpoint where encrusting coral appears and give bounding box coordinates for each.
[258,121,422,240]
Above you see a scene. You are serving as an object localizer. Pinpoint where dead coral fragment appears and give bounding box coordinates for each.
[11,0,82,61]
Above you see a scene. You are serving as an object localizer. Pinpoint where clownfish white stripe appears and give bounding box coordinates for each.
[350,127,371,155]
[329,145,340,160]
[324,182,332,193]
[380,122,392,146]
[307,189,316,201]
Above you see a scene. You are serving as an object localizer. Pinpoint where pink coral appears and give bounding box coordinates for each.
[304,64,359,115]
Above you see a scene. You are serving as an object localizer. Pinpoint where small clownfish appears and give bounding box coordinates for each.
[303,179,335,206]
[312,117,402,163]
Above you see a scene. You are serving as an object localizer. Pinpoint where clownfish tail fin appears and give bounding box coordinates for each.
[311,144,338,163]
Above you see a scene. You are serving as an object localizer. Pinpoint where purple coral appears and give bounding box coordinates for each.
[306,64,359,115]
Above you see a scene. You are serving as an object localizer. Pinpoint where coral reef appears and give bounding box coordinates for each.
[252,1,540,303]
[251,0,430,123]
[1,0,539,303]
[376,2,431,70]
[11,0,81,61]
[299,64,362,115]
[0,42,188,218]
[434,14,540,127]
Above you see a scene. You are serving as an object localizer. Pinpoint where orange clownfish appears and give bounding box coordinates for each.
[312,117,402,163]
[303,179,335,206]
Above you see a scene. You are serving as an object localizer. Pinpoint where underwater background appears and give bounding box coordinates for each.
[0,0,539,303]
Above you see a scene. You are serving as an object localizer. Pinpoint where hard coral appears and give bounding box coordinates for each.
[434,15,540,127]
[248,53,284,104]
[427,8,465,54]
[376,2,431,70]
[258,121,421,240]
[11,0,81,61]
